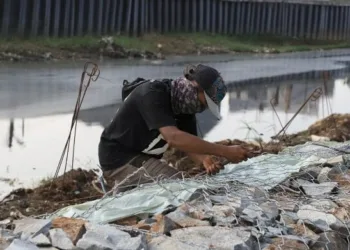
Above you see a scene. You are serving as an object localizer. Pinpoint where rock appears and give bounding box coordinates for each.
[279,212,299,225]
[134,218,157,230]
[228,187,268,215]
[329,207,349,221]
[241,204,265,224]
[289,222,319,242]
[0,240,10,250]
[241,202,278,225]
[5,239,39,250]
[165,209,210,229]
[300,182,338,196]
[311,232,348,250]
[143,50,158,60]
[13,218,51,239]
[149,226,256,250]
[276,200,297,212]
[148,236,196,250]
[307,199,339,212]
[264,235,309,250]
[78,231,146,250]
[209,195,228,205]
[290,179,315,190]
[77,223,147,250]
[298,166,323,182]
[149,214,180,234]
[211,205,236,226]
[317,167,332,183]
[335,197,350,209]
[328,165,349,179]
[180,197,213,220]
[0,219,12,228]
[29,233,51,247]
[114,216,139,226]
[264,226,288,238]
[127,49,143,58]
[310,135,330,142]
[297,205,347,234]
[260,201,279,221]
[326,155,345,166]
[49,228,74,250]
[76,231,115,250]
[52,217,86,244]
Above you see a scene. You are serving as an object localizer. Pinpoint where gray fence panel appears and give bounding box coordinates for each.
[1,0,350,41]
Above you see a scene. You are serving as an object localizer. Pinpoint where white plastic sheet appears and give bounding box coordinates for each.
[51,141,350,223]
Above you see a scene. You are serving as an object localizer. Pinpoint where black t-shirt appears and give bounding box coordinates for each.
[98,79,197,170]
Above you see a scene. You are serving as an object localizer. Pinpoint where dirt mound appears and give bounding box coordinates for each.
[276,114,350,146]
[0,169,105,220]
[308,113,350,141]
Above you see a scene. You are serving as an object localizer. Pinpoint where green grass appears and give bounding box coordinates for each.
[0,32,349,57]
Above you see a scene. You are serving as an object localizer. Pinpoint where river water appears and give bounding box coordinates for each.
[1,49,350,197]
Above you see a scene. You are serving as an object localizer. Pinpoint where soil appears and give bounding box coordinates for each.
[0,169,104,220]
[275,113,350,146]
[1,113,349,221]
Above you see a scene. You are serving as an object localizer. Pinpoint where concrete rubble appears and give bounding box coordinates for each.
[2,141,350,249]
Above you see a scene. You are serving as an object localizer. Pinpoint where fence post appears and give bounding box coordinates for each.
[133,0,140,36]
[126,0,133,35]
[77,0,85,36]
[223,0,229,34]
[164,0,169,33]
[110,0,117,33]
[117,0,125,34]
[63,0,71,37]
[140,0,145,35]
[199,0,204,32]
[103,0,111,34]
[1,0,11,37]
[211,0,216,33]
[44,0,52,36]
[97,0,103,35]
[88,0,94,35]
[18,0,27,37]
[171,0,176,31]
[71,0,76,36]
[54,0,61,37]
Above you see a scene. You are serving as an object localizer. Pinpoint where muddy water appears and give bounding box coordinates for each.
[1,50,350,197]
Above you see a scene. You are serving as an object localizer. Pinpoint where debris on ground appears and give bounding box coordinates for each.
[0,169,105,220]
[274,113,350,146]
[2,156,350,250]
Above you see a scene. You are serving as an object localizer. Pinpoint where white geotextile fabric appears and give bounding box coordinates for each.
[51,141,350,223]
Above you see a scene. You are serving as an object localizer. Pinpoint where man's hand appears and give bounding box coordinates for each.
[202,155,224,175]
[223,145,260,163]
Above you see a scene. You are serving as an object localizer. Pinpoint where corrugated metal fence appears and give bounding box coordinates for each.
[1,0,350,40]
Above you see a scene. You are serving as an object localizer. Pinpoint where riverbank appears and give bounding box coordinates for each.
[1,33,350,62]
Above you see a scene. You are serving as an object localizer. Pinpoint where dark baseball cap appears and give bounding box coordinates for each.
[190,64,227,120]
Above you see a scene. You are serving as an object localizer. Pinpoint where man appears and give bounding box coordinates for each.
[98,64,253,187]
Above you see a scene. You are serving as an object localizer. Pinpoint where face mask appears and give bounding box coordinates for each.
[170,77,206,115]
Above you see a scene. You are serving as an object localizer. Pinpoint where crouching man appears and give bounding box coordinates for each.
[98,64,253,190]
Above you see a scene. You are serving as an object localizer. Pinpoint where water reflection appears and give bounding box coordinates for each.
[205,72,350,142]
[1,69,350,196]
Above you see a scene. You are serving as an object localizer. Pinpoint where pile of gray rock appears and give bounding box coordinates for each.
[1,155,350,250]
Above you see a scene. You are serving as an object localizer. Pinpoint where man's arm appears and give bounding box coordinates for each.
[159,126,230,158]
[186,152,207,165]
